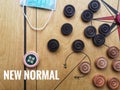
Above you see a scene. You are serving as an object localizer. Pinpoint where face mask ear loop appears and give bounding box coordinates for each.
[22,0,54,31]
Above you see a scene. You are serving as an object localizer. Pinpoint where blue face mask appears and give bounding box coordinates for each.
[20,0,57,10]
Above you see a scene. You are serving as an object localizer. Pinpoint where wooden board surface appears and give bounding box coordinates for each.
[0,0,120,90]
[0,0,24,90]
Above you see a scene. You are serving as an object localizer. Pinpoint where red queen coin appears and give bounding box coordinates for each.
[23,51,39,68]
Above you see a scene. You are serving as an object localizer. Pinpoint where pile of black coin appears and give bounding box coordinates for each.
[48,4,86,53]
[84,23,112,46]
[63,4,85,52]
[61,4,75,36]
[82,0,112,47]
[81,0,101,22]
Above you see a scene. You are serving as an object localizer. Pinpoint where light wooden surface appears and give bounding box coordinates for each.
[0,0,24,90]
[0,0,120,90]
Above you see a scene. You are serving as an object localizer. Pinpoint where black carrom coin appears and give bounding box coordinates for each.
[99,24,111,37]
[92,34,105,46]
[47,39,59,52]
[72,40,85,53]
[64,4,75,18]
[81,10,93,22]
[61,23,73,36]
[84,26,96,38]
[88,0,101,13]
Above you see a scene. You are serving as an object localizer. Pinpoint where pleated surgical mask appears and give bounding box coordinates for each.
[20,0,56,10]
[20,0,57,31]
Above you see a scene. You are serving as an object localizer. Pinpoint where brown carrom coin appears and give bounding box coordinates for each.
[107,46,119,59]
[79,62,91,74]
[112,60,120,72]
[107,77,120,90]
[93,74,106,88]
[95,57,108,69]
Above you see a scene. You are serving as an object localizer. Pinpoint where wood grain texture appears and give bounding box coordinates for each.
[0,0,24,90]
[0,0,120,90]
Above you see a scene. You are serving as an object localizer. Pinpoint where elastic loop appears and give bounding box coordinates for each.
[22,0,54,31]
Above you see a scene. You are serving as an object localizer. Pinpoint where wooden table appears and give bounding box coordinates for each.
[0,0,120,90]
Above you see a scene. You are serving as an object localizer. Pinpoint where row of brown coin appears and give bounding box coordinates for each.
[95,46,120,72]
[96,46,120,72]
[78,61,120,90]
[78,46,120,90]
[95,57,120,72]
[78,57,120,75]
[93,74,120,90]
